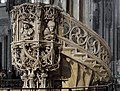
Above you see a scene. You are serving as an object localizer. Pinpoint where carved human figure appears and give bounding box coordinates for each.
[44,21,55,41]
[21,23,34,40]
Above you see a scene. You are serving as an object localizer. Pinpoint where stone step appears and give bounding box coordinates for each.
[62,47,76,54]
[63,47,75,50]
[72,53,87,60]
[73,52,86,56]
[83,58,95,63]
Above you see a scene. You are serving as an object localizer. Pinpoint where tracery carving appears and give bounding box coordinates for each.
[11,3,62,88]
[62,17,110,64]
[59,14,111,87]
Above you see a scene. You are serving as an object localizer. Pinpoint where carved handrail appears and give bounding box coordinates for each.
[59,13,112,65]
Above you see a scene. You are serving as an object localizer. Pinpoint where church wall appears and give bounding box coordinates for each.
[0,3,9,74]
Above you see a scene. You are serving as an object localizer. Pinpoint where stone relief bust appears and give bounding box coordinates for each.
[20,23,34,40]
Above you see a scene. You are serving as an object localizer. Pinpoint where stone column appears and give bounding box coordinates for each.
[60,0,66,12]
[1,36,5,69]
[83,0,90,26]
[83,0,95,29]
[73,0,79,20]
[43,0,50,4]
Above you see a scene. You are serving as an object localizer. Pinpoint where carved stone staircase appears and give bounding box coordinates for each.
[10,3,112,89]
[57,13,112,87]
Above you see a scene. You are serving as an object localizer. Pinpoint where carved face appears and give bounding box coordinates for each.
[49,26,54,32]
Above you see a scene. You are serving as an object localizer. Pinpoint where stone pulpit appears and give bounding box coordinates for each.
[11,3,62,88]
[11,2,111,90]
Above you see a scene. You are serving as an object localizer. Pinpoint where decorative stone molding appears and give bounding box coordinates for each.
[11,3,62,88]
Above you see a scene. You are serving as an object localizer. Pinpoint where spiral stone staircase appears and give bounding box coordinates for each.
[58,13,112,88]
[11,3,111,89]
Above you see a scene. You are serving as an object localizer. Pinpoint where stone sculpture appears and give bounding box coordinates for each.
[11,3,61,88]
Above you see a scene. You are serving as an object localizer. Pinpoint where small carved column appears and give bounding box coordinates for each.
[11,3,62,88]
